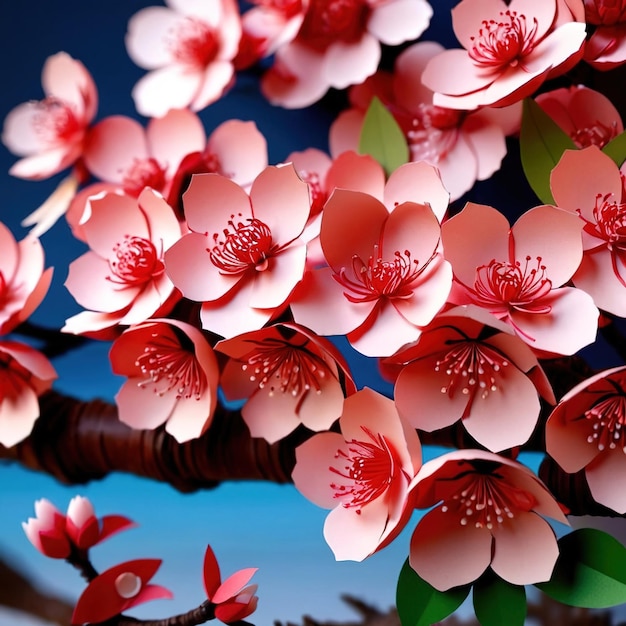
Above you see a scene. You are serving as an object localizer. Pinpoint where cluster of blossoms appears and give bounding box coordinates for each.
[7,0,626,622]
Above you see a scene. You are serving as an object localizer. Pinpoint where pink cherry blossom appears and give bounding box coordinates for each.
[63,188,182,336]
[0,341,57,448]
[217,322,356,443]
[545,365,626,513]
[441,202,599,355]
[583,0,626,69]
[292,387,422,561]
[109,319,219,443]
[2,52,97,180]
[72,559,172,624]
[256,0,433,108]
[536,85,623,149]
[125,0,242,116]
[0,222,53,336]
[421,0,587,110]
[409,449,567,591]
[22,499,70,559]
[551,145,626,316]
[391,305,555,452]
[165,164,312,338]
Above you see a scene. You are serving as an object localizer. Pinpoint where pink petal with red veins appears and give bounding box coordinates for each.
[510,0,559,40]
[574,249,626,317]
[287,148,331,181]
[42,53,95,116]
[325,152,386,201]
[441,202,510,287]
[125,7,181,69]
[137,188,181,249]
[2,102,49,156]
[9,147,80,180]
[219,357,260,402]
[477,63,548,109]
[434,135,479,201]
[299,372,345,433]
[410,506,493,591]
[213,568,258,604]
[83,117,148,183]
[323,35,380,90]
[117,279,173,326]
[451,0,510,49]
[491,512,558,584]
[569,88,623,134]
[368,0,432,45]
[292,431,348,508]
[249,164,310,245]
[394,42,441,111]
[0,380,40,447]
[461,115,507,182]
[165,392,215,442]
[132,66,203,118]
[191,61,235,112]
[116,378,177,430]
[208,120,268,188]
[243,388,303,443]
[328,110,363,158]
[511,205,583,287]
[586,451,626,514]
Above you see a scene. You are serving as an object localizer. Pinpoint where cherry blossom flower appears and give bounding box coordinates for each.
[2,52,97,180]
[72,559,172,624]
[63,188,182,336]
[125,0,242,117]
[441,202,599,356]
[256,0,433,108]
[290,171,452,357]
[203,545,258,624]
[583,0,626,69]
[165,164,312,338]
[550,145,626,317]
[330,41,521,201]
[536,85,623,149]
[0,340,57,448]
[217,322,356,443]
[22,499,71,559]
[0,222,53,336]
[409,449,567,591]
[421,0,587,110]
[109,319,219,443]
[391,305,555,452]
[546,365,626,513]
[292,387,422,561]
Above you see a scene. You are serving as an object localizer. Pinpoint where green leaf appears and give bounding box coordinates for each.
[358,96,409,177]
[536,528,626,608]
[602,129,626,167]
[473,570,526,626]
[519,97,577,205]
[396,558,470,626]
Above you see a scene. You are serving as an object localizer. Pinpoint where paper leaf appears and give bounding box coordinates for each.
[602,130,626,167]
[358,96,409,177]
[396,558,470,626]
[519,98,577,205]
[473,570,526,626]
[536,528,626,608]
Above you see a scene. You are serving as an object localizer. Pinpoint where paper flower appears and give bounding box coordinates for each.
[0,222,53,336]
[545,365,626,513]
[441,202,599,356]
[63,188,181,336]
[391,305,555,452]
[125,0,242,116]
[165,164,312,338]
[421,0,586,110]
[550,145,626,316]
[292,387,422,561]
[2,52,97,180]
[109,319,219,443]
[257,0,433,108]
[536,85,623,148]
[0,341,57,448]
[22,499,71,559]
[409,449,567,591]
[217,322,356,443]
[72,559,172,624]
[203,545,258,624]
[291,169,452,357]
[583,0,626,69]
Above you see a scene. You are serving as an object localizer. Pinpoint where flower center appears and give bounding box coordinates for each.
[571,121,619,149]
[298,170,326,216]
[122,158,167,196]
[584,392,626,452]
[209,215,275,274]
[584,0,626,25]
[404,104,462,164]
[299,0,368,50]
[330,426,403,513]
[135,332,207,399]
[168,17,219,67]
[587,193,626,251]
[468,10,538,69]
[32,97,81,145]
[108,236,164,286]
[256,0,303,19]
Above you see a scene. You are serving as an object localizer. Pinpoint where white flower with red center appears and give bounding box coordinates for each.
[165,164,312,338]
[292,387,422,561]
[551,145,626,317]
[409,449,568,591]
[421,0,586,110]
[390,305,555,452]
[441,202,599,356]
[125,0,242,117]
[583,0,626,69]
